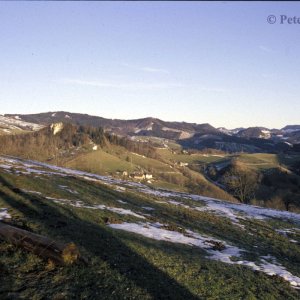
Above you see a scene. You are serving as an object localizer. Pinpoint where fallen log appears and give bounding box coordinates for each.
[0,222,86,265]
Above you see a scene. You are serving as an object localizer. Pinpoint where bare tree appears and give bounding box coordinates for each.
[222,162,258,203]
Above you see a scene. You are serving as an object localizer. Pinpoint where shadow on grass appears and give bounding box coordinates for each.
[0,174,200,299]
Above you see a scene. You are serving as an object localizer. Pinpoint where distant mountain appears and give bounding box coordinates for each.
[4,112,300,153]
[236,127,272,139]
[0,115,44,135]
[281,125,300,133]
[285,130,300,144]
[217,127,244,135]
[281,125,300,131]
[178,131,294,153]
[5,111,218,140]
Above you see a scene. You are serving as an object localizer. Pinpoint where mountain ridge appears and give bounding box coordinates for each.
[4,111,298,134]
[3,112,300,153]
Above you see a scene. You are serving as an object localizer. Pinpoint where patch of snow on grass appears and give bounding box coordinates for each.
[167,200,191,210]
[0,208,11,220]
[189,195,300,223]
[117,200,127,204]
[21,189,42,195]
[139,188,176,198]
[142,206,155,211]
[45,197,145,219]
[107,207,146,219]
[109,222,300,288]
[276,228,299,236]
[0,164,12,170]
[275,228,299,243]
[134,185,300,225]
[0,116,43,131]
[58,185,78,194]
[194,202,244,227]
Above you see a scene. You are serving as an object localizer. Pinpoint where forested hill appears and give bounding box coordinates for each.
[0,123,159,162]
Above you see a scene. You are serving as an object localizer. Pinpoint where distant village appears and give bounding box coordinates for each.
[112,170,154,182]
[115,160,191,183]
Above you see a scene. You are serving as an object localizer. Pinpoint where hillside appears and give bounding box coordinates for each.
[0,122,234,202]
[1,122,299,212]
[204,153,300,212]
[0,156,300,299]
[0,123,107,161]
[0,115,44,135]
[4,111,216,140]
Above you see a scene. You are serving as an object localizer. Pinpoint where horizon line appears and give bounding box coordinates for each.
[2,110,298,131]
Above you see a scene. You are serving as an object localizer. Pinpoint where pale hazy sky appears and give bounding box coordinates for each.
[0,2,300,129]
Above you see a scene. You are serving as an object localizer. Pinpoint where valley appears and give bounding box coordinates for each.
[2,2,299,298]
[0,113,300,299]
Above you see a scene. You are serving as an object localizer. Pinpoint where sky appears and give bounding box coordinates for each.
[0,1,300,129]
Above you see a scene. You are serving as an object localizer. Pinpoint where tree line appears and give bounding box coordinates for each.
[0,123,159,161]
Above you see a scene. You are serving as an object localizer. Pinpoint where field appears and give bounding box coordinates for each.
[156,148,227,164]
[59,145,235,202]
[226,153,300,172]
[234,154,280,170]
[1,157,300,299]
[65,149,135,174]
[65,147,177,175]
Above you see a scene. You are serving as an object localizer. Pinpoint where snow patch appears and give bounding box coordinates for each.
[142,206,155,211]
[0,164,12,170]
[58,185,78,194]
[167,200,191,210]
[0,208,11,220]
[284,141,293,147]
[21,189,42,195]
[139,187,300,224]
[117,200,127,204]
[45,197,145,219]
[0,116,43,131]
[109,222,300,288]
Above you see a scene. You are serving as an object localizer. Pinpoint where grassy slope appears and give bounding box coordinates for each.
[156,148,227,164]
[65,149,135,174]
[235,153,280,170]
[233,153,300,172]
[1,162,300,299]
[62,146,236,202]
[204,152,300,212]
[65,147,175,175]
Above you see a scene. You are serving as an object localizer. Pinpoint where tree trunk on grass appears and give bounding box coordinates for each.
[0,222,85,266]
